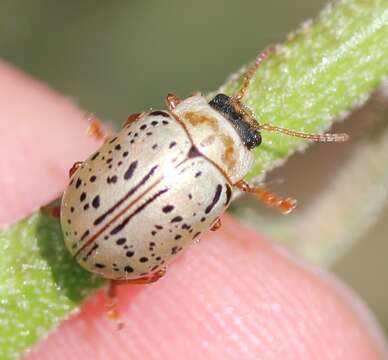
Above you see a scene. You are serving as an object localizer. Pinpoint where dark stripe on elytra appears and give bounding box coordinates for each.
[110,188,169,235]
[225,183,232,205]
[205,184,223,214]
[93,165,158,226]
[149,111,170,118]
[82,243,98,261]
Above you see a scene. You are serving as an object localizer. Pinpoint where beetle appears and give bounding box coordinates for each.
[60,47,347,303]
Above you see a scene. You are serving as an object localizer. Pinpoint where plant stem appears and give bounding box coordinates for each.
[0,0,387,358]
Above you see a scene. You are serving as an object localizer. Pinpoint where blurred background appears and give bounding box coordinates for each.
[1,0,387,336]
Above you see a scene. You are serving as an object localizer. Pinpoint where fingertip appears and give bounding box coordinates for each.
[0,61,102,226]
[27,216,387,360]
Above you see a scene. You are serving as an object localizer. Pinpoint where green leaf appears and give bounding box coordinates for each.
[0,212,104,359]
[1,0,387,358]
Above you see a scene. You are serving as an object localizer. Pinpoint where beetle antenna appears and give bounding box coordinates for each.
[234,47,276,101]
[258,123,349,142]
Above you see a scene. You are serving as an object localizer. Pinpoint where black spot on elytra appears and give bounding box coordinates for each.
[162,120,169,125]
[80,192,86,202]
[126,251,134,257]
[70,206,74,213]
[109,136,118,144]
[169,141,177,148]
[107,175,118,184]
[146,132,153,136]
[171,246,178,255]
[155,225,163,230]
[200,217,206,222]
[91,152,100,160]
[124,265,134,273]
[106,158,113,164]
[152,144,158,149]
[95,263,105,268]
[162,205,174,213]
[140,124,147,130]
[156,256,161,261]
[205,184,222,214]
[90,175,97,182]
[115,144,122,150]
[171,216,183,223]
[75,178,82,188]
[116,238,126,245]
[225,183,232,205]
[80,230,90,241]
[195,171,202,178]
[139,257,148,263]
[92,195,100,209]
[174,234,182,240]
[124,161,138,180]
[181,223,191,230]
[151,120,158,126]
[151,230,156,236]
[83,203,89,210]
[123,151,129,157]
[193,232,201,238]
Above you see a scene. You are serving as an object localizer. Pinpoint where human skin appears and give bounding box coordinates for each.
[0,61,387,360]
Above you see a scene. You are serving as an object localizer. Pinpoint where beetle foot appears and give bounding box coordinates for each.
[234,180,297,214]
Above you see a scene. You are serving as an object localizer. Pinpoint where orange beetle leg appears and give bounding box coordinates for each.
[234,180,297,215]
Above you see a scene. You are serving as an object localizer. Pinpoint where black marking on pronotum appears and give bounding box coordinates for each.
[225,183,232,205]
[95,263,106,268]
[150,111,169,118]
[209,93,262,150]
[93,165,159,226]
[205,184,223,214]
[110,188,169,235]
[124,160,138,180]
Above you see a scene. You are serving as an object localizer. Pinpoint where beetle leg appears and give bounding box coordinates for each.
[165,93,182,110]
[210,217,222,231]
[105,269,166,322]
[124,112,145,127]
[234,179,297,215]
[69,161,83,178]
[115,268,166,285]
